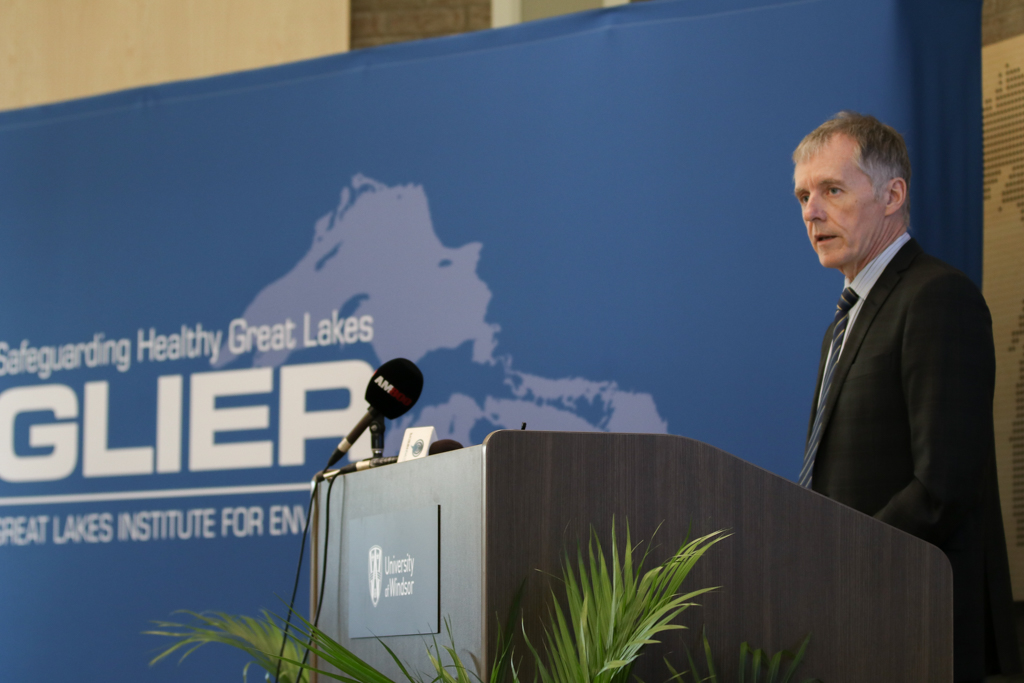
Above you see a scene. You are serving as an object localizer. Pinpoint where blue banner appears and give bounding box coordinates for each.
[0,0,980,680]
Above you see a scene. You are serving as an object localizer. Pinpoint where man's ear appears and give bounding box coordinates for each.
[883,177,907,217]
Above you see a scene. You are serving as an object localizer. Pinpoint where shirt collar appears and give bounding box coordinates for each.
[845,231,911,299]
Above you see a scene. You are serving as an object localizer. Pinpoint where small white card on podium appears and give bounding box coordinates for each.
[398,426,436,463]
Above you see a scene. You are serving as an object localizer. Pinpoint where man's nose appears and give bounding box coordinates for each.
[803,193,825,223]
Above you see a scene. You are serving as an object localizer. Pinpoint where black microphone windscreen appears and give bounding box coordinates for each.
[428,439,463,455]
[365,358,424,420]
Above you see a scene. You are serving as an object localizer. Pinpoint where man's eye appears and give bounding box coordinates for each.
[828,187,840,195]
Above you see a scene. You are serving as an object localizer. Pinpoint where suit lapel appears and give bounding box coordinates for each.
[810,237,922,446]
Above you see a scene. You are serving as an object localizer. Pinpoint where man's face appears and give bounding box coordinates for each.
[793,134,892,279]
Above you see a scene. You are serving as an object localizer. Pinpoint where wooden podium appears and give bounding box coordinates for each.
[312,430,953,682]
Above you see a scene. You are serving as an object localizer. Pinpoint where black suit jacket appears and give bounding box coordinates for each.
[808,237,1019,681]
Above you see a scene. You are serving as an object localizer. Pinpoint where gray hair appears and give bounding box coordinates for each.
[793,111,911,221]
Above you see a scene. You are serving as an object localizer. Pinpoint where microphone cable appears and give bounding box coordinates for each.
[273,480,319,683]
[274,460,396,681]
[296,474,338,679]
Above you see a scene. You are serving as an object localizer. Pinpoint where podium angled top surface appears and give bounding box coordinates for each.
[479,430,951,682]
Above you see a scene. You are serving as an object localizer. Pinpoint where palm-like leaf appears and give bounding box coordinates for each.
[680,627,819,683]
[145,610,309,683]
[263,609,408,683]
[146,521,766,683]
[491,581,526,683]
[262,611,492,683]
[424,619,481,683]
[148,602,504,683]
[525,521,727,683]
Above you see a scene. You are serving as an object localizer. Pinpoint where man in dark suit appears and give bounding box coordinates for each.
[792,111,1019,682]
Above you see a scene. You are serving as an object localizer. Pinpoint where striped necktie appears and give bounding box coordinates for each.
[799,287,860,488]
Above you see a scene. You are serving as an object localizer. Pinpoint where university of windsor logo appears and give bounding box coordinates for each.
[368,545,382,607]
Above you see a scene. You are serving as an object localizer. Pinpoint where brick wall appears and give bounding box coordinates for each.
[351,0,490,49]
[984,0,1024,46]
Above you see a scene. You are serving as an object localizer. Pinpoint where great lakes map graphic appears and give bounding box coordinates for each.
[216,175,667,450]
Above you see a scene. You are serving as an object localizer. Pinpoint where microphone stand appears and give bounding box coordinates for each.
[369,413,386,458]
[318,415,394,481]
[317,414,394,482]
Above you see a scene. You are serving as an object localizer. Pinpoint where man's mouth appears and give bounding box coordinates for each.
[815,235,836,244]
